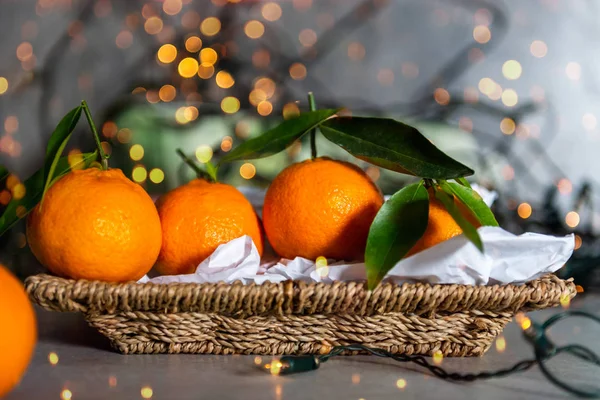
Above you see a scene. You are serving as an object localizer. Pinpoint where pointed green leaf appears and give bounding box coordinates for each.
[320,117,474,179]
[0,151,98,236]
[442,181,498,227]
[42,106,83,202]
[365,182,429,290]
[456,177,472,189]
[205,161,218,182]
[218,109,340,165]
[434,187,484,252]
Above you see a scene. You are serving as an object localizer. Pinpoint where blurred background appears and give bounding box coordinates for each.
[0,0,597,288]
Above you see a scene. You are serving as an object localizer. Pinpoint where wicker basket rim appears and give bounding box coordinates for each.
[25,273,576,318]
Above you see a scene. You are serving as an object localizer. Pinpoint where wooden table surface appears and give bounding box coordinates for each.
[6,295,599,400]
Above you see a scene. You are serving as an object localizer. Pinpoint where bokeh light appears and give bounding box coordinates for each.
[201,17,221,36]
[245,20,265,39]
[185,36,202,52]
[130,144,144,161]
[396,379,407,390]
[200,48,218,65]
[502,60,522,80]
[178,57,199,78]
[283,103,300,119]
[262,3,282,21]
[216,71,235,88]
[257,100,273,116]
[501,89,518,107]
[163,0,182,16]
[582,113,597,131]
[500,118,516,135]
[0,77,8,95]
[221,96,240,114]
[240,162,256,179]
[517,203,532,219]
[530,40,548,58]
[132,166,148,183]
[299,29,317,47]
[157,44,177,63]
[496,336,506,353]
[48,352,59,365]
[565,211,580,228]
[159,85,176,102]
[473,25,491,43]
[289,63,307,80]
[198,63,215,79]
[141,386,153,399]
[347,42,365,61]
[61,389,72,400]
[221,136,233,152]
[144,17,163,35]
[115,30,133,49]
[434,88,450,105]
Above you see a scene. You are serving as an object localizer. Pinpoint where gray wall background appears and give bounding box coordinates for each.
[0,0,598,226]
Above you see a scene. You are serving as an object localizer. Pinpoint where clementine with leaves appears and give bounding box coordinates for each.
[155,151,264,275]
[27,168,162,282]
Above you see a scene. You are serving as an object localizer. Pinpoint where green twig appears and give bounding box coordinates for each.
[308,92,317,159]
[81,100,109,170]
[176,149,216,182]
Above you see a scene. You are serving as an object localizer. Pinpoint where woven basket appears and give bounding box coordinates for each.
[25,273,575,357]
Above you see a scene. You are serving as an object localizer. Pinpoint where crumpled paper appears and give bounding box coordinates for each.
[139,229,573,286]
[139,184,573,286]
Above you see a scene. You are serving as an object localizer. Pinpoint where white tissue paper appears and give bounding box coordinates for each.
[139,185,574,286]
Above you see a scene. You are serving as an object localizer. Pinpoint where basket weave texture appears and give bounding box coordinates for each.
[25,273,575,357]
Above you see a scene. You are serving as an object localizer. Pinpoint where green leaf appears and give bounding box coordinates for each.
[42,106,83,202]
[0,152,97,237]
[365,182,429,290]
[434,187,484,252]
[218,109,340,165]
[442,181,498,227]
[320,117,474,179]
[0,165,9,183]
[205,161,218,182]
[456,177,472,188]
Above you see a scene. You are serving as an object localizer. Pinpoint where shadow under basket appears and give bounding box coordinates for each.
[25,274,575,357]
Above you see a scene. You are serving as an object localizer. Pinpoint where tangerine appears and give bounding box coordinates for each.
[263,157,384,261]
[0,265,36,397]
[27,168,162,282]
[156,180,264,275]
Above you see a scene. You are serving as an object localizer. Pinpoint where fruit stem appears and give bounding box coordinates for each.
[81,100,109,170]
[176,149,216,182]
[308,92,317,159]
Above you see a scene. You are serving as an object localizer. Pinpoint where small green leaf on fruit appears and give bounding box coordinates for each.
[218,109,340,165]
[365,182,430,290]
[456,177,472,188]
[320,117,474,179]
[434,187,484,252]
[205,161,218,182]
[442,182,498,227]
[41,106,83,203]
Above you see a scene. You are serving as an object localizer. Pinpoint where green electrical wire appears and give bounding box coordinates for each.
[270,311,600,398]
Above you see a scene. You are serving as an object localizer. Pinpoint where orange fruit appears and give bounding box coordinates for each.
[263,157,384,261]
[408,191,481,256]
[27,168,162,282]
[156,180,264,275]
[0,265,36,397]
